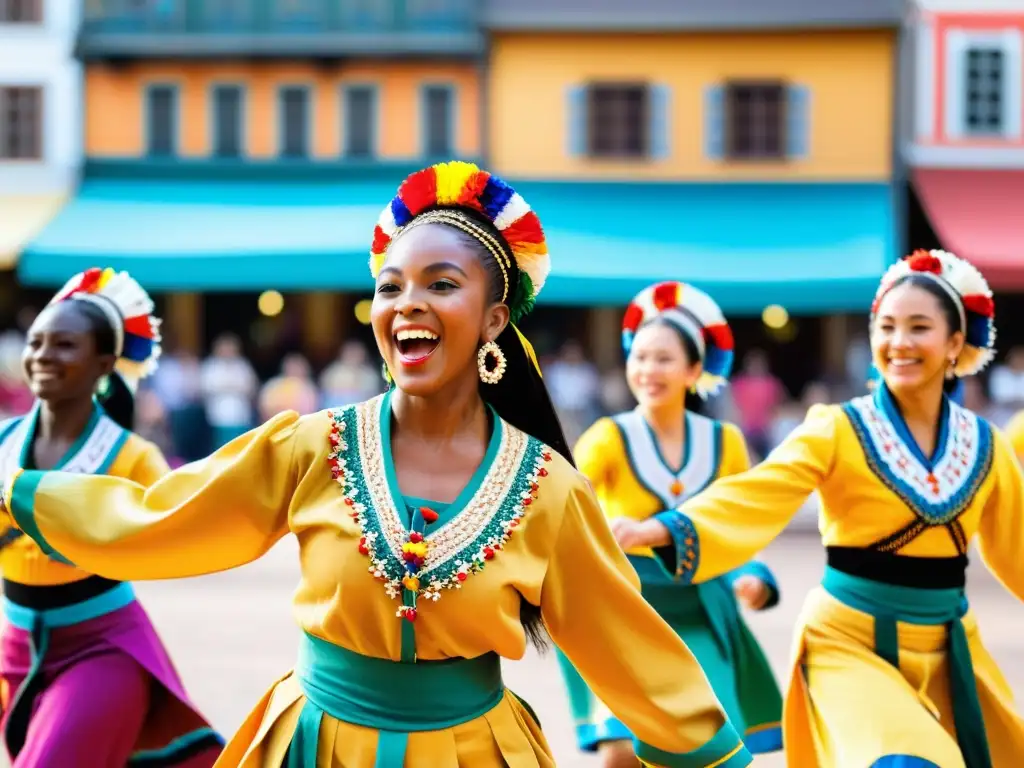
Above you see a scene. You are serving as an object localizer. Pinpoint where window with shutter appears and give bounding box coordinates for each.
[213,85,243,158]
[280,86,310,158]
[146,85,177,157]
[345,86,377,159]
[585,83,650,159]
[0,0,42,23]
[724,81,786,160]
[423,85,454,158]
[0,86,43,160]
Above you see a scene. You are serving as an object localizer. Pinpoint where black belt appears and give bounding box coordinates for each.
[826,546,966,589]
[2,576,123,610]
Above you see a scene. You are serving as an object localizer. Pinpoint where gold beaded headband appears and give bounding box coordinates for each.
[392,209,514,304]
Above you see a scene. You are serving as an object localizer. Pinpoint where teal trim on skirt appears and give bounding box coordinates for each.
[822,566,992,768]
[285,632,505,767]
[556,555,782,754]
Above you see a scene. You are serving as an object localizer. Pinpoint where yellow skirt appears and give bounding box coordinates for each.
[783,586,1024,767]
[213,671,553,767]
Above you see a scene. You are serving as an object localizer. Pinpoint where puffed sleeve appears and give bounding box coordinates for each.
[976,428,1024,603]
[653,404,839,585]
[542,474,752,768]
[2,411,301,581]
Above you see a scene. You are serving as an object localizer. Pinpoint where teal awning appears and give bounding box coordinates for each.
[516,180,897,314]
[18,177,392,291]
[20,178,895,314]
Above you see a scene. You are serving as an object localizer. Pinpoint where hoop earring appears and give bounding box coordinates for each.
[477,341,506,385]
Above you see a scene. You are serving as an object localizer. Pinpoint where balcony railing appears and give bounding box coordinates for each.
[79,0,481,57]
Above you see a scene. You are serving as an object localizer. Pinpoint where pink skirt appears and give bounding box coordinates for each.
[0,577,222,766]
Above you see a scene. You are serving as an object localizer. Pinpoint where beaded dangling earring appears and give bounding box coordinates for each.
[381,362,393,387]
[477,341,506,384]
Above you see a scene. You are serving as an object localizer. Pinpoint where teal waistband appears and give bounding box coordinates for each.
[822,566,991,768]
[2,581,136,631]
[288,632,505,768]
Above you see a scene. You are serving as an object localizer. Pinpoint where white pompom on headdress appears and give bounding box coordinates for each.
[50,267,162,390]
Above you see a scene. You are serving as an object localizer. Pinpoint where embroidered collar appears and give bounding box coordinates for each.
[842,387,993,524]
[612,410,721,509]
[0,401,127,478]
[327,393,551,624]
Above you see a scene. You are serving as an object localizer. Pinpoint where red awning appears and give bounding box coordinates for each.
[913,169,1024,291]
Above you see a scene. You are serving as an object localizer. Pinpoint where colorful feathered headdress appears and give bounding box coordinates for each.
[369,161,549,324]
[50,267,162,389]
[622,281,735,398]
[872,249,996,377]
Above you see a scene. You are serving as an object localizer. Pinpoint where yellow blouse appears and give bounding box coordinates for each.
[0,404,168,586]
[576,411,750,562]
[654,388,1024,602]
[2,394,751,767]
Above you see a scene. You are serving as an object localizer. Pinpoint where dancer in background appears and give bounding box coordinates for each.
[0,163,754,767]
[0,268,222,766]
[613,249,1024,767]
[555,282,782,768]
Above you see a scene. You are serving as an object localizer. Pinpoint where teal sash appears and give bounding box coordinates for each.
[286,632,505,768]
[822,567,991,768]
[634,557,782,737]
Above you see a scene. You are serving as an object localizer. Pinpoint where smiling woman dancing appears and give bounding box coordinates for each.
[612,249,1024,767]
[0,162,753,768]
[554,282,782,768]
[0,269,221,766]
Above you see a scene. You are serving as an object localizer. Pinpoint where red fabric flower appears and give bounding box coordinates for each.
[906,250,943,275]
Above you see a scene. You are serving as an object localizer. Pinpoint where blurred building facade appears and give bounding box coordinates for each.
[0,0,80,316]
[905,0,1024,294]
[15,0,482,363]
[4,0,915,387]
[484,0,905,377]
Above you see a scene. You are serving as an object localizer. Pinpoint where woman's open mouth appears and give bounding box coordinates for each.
[394,327,440,366]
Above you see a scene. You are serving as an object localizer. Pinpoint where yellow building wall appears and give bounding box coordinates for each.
[488,31,895,181]
[85,62,481,160]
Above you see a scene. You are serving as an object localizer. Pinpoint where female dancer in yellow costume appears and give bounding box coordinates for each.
[554,281,783,768]
[612,249,1024,767]
[0,162,754,768]
[0,268,221,767]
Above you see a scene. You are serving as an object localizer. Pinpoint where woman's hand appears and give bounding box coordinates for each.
[732,574,771,610]
[609,517,672,550]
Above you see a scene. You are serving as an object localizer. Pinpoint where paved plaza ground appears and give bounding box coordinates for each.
[3,530,1022,766]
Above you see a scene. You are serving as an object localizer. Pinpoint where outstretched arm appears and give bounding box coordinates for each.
[620,404,838,585]
[1,411,301,581]
[541,475,751,767]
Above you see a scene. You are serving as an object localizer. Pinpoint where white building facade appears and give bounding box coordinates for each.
[0,0,80,270]
[904,0,1024,292]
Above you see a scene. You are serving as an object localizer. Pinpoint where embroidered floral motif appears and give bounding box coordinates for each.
[326,398,552,621]
[843,395,993,524]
